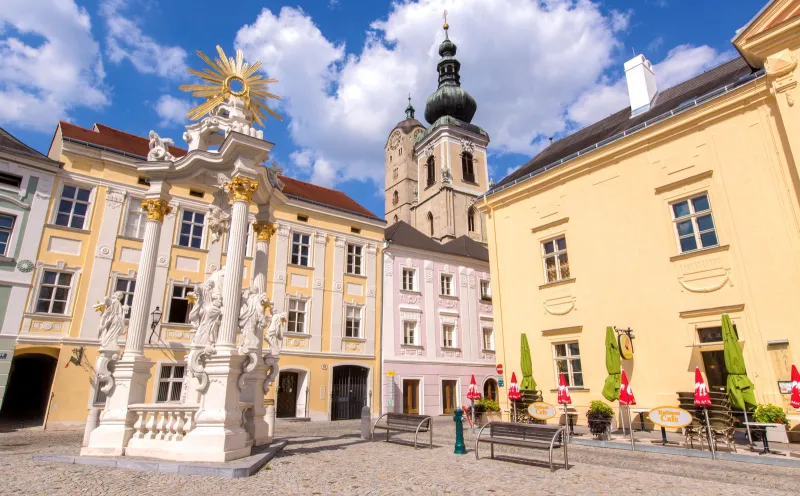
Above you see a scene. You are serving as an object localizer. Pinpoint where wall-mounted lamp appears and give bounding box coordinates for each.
[148,306,163,344]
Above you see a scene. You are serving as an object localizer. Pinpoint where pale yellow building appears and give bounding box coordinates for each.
[5,121,384,428]
[477,0,800,431]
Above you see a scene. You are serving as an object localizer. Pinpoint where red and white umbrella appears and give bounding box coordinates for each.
[508,372,521,401]
[557,373,572,405]
[619,369,636,406]
[466,374,482,401]
[693,367,712,407]
[790,364,800,409]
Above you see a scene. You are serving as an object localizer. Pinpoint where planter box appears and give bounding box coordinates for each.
[475,412,501,426]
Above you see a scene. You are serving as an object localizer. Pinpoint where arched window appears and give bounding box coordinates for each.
[426,156,435,187]
[468,207,476,232]
[392,190,399,206]
[427,212,434,237]
[483,379,498,401]
[393,214,398,224]
[462,152,475,183]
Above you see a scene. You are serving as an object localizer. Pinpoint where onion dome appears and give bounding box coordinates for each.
[390,95,424,135]
[424,21,477,125]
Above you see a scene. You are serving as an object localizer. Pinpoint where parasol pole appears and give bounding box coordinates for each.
[471,398,475,429]
[703,406,716,460]
[563,403,569,442]
[626,405,635,451]
[513,401,517,423]
[743,407,753,447]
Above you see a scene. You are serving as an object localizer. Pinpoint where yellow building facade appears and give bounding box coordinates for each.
[478,0,800,429]
[8,121,384,428]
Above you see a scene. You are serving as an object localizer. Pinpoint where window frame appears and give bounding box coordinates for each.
[402,320,418,346]
[166,282,194,324]
[442,323,457,348]
[467,207,476,232]
[290,231,312,267]
[479,280,492,300]
[286,296,309,334]
[346,243,364,276]
[401,268,417,292]
[670,192,719,254]
[0,212,16,257]
[155,363,186,403]
[426,156,436,187]
[112,275,136,319]
[176,208,206,250]
[52,182,95,230]
[33,269,75,315]
[482,327,495,351]
[552,341,583,388]
[541,235,570,284]
[461,152,475,183]
[440,273,454,297]
[121,196,146,239]
[344,304,363,338]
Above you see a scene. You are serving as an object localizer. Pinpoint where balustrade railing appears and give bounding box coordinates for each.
[124,404,198,458]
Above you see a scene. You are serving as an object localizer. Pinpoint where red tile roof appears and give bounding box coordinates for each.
[56,121,380,220]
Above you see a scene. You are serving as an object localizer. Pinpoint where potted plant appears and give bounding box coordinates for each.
[474,399,501,425]
[754,404,790,444]
[586,400,614,440]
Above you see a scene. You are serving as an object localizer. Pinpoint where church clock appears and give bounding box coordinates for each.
[389,131,401,150]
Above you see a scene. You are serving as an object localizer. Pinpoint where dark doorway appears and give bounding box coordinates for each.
[276,371,298,418]
[701,351,728,393]
[331,366,368,420]
[0,354,57,424]
[403,379,420,414]
[483,378,498,401]
[442,380,457,415]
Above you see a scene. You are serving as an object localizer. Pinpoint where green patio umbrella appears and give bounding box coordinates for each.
[723,314,757,410]
[520,333,537,391]
[602,326,621,402]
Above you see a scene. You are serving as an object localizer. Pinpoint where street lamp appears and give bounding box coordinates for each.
[148,306,163,344]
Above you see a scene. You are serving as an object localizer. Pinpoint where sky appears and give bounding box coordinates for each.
[0,0,765,218]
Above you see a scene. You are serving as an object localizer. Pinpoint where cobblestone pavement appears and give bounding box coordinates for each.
[1,418,798,495]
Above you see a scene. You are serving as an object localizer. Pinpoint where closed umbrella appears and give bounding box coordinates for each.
[602,326,621,402]
[508,372,521,422]
[694,367,715,459]
[520,333,537,392]
[619,370,636,450]
[790,364,800,410]
[721,313,756,445]
[467,374,481,427]
[558,374,572,440]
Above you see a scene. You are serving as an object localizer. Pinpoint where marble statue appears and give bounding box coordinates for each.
[265,311,287,355]
[441,163,453,184]
[95,292,127,351]
[147,131,175,161]
[207,205,231,244]
[188,280,223,350]
[238,288,270,353]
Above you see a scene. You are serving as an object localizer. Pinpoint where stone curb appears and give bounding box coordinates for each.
[32,439,289,478]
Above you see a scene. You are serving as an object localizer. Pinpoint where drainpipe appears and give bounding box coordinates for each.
[378,240,391,417]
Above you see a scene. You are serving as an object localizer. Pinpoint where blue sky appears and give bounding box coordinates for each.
[1,0,764,218]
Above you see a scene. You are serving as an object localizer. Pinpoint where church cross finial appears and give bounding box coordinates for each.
[443,9,449,32]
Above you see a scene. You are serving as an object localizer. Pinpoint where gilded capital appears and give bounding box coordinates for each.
[253,222,277,241]
[228,176,259,203]
[140,199,172,222]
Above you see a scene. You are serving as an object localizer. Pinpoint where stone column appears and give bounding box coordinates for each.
[82,183,172,456]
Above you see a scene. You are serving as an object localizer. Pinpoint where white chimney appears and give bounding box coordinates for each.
[624,54,657,116]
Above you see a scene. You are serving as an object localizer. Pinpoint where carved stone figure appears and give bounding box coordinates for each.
[207,205,231,244]
[441,164,453,184]
[266,161,284,190]
[95,292,127,351]
[265,311,287,355]
[189,269,226,350]
[238,289,270,354]
[147,131,175,161]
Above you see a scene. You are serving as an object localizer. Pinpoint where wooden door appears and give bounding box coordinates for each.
[277,372,298,418]
[331,366,369,420]
[442,380,457,415]
[403,380,420,414]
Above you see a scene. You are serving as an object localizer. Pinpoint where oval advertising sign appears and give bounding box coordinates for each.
[648,406,693,428]
[528,402,557,420]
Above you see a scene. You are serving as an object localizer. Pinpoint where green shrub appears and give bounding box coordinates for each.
[474,398,500,413]
[586,400,614,437]
[754,404,788,425]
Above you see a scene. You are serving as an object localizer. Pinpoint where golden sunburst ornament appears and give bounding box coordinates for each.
[179,45,282,126]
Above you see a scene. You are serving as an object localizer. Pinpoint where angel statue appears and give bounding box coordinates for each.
[441,163,453,184]
[95,292,127,351]
[188,280,223,350]
[265,311,287,355]
[147,131,175,162]
[238,289,270,353]
[207,205,231,244]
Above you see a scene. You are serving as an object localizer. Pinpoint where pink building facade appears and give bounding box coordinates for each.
[381,222,497,416]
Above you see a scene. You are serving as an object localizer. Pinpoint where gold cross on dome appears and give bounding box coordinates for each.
[443,9,449,30]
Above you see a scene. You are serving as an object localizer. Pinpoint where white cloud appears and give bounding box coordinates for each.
[100,0,187,78]
[567,44,735,126]
[154,95,190,126]
[648,35,664,53]
[236,0,625,187]
[609,9,632,32]
[0,0,107,130]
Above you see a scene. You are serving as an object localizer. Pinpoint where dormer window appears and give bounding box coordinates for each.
[462,152,475,183]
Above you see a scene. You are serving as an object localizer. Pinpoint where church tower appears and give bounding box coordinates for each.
[411,16,489,244]
[385,97,425,226]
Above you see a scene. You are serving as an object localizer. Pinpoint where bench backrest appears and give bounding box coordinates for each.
[489,422,562,444]
[386,413,430,431]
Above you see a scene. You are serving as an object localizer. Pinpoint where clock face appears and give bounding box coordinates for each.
[389,132,401,150]
[619,334,634,360]
[413,129,423,139]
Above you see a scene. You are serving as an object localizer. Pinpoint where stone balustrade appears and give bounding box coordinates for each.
[124,404,198,459]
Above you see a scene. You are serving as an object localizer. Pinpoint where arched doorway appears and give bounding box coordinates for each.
[0,353,57,424]
[330,365,369,420]
[483,378,498,402]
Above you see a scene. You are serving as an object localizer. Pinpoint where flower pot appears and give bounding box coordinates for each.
[475,411,501,426]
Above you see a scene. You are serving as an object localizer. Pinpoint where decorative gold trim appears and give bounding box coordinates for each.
[669,244,729,262]
[253,222,277,241]
[654,170,713,195]
[679,303,744,319]
[140,199,172,222]
[228,177,259,203]
[531,217,569,234]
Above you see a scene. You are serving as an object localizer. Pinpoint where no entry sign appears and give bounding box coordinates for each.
[496,364,503,375]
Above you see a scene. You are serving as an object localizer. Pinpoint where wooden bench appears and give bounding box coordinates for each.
[371,413,433,449]
[475,421,568,472]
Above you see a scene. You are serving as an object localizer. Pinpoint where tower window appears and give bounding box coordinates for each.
[393,215,398,224]
[426,156,435,187]
[393,168,398,180]
[468,207,476,232]
[393,191,399,206]
[427,212,434,237]
[462,152,475,183]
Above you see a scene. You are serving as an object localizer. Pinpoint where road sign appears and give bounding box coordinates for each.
[498,377,504,387]
[387,370,395,377]
[496,364,503,375]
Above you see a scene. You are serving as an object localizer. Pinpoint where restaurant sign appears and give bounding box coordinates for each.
[528,402,557,420]
[648,406,692,428]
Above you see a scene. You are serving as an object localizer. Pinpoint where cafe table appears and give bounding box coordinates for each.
[743,422,786,456]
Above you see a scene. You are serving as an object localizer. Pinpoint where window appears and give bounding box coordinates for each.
[344,305,362,338]
[462,152,475,182]
[297,214,309,222]
[167,284,193,324]
[393,215,398,224]
[291,232,311,266]
[482,328,494,351]
[350,227,361,234]
[188,189,204,198]
[156,364,185,402]
[287,298,307,333]
[392,190,399,205]
[114,278,136,319]
[542,236,569,283]
[178,210,205,249]
[553,342,583,387]
[347,244,363,275]
[426,156,435,187]
[402,268,416,291]
[468,208,476,232]
[137,176,150,186]
[442,324,455,348]
[672,193,718,253]
[403,321,417,345]
[55,185,91,229]
[123,199,146,239]
[427,212,434,237]
[35,270,72,314]
[0,171,22,188]
[440,273,453,296]
[480,280,491,300]
[393,168,398,179]
[697,325,738,344]
[0,214,15,256]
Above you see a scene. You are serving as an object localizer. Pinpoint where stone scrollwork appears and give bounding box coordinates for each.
[95,350,119,397]
[765,49,798,107]
[460,138,474,154]
[147,131,175,162]
[105,187,126,208]
[140,199,172,222]
[678,269,733,293]
[227,176,259,203]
